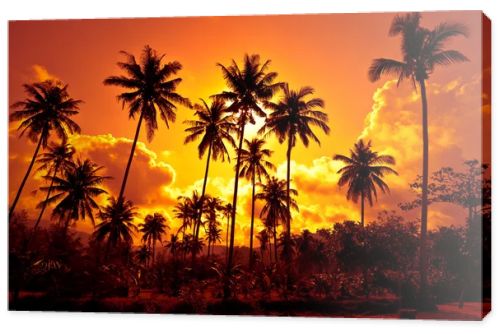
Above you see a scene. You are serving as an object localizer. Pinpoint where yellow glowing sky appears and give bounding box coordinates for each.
[8,11,486,245]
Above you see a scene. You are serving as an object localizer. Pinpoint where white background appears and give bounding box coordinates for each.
[0,0,497,333]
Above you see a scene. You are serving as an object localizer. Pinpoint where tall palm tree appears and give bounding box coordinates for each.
[256,177,298,263]
[93,197,137,249]
[260,84,329,260]
[32,142,76,234]
[139,213,169,265]
[104,45,190,203]
[184,97,235,249]
[9,80,81,219]
[216,54,282,282]
[40,159,109,231]
[239,138,275,267]
[368,12,468,304]
[333,139,398,227]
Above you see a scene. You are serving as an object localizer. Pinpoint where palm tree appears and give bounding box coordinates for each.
[256,229,270,264]
[204,196,224,258]
[173,197,195,238]
[139,213,169,265]
[221,203,233,261]
[184,97,235,249]
[368,12,468,304]
[40,159,109,232]
[239,138,275,267]
[9,80,81,219]
[256,177,298,263]
[260,84,329,260]
[93,197,137,249]
[216,54,282,283]
[32,142,76,234]
[333,139,398,227]
[104,45,190,203]
[206,224,223,258]
[166,234,181,259]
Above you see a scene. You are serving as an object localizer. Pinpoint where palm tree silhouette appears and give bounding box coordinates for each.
[32,142,76,235]
[139,212,169,265]
[260,84,329,263]
[216,54,281,285]
[256,229,270,264]
[173,197,195,238]
[203,196,224,258]
[239,138,275,267]
[184,97,235,251]
[9,80,81,219]
[334,139,398,226]
[256,177,298,263]
[40,158,109,232]
[166,234,181,259]
[93,197,138,249]
[368,12,468,305]
[221,203,233,261]
[104,45,190,203]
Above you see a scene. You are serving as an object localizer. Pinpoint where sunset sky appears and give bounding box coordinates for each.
[8,11,487,245]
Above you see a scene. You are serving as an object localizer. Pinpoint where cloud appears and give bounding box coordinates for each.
[32,64,60,82]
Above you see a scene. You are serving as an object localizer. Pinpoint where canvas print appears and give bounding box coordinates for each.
[8,11,491,319]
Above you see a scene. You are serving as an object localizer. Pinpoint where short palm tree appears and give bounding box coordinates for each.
[33,142,76,234]
[93,197,138,249]
[166,234,181,258]
[104,45,190,203]
[139,213,169,265]
[221,203,233,261]
[173,198,195,237]
[368,12,468,302]
[204,196,224,258]
[177,191,206,260]
[40,159,109,231]
[9,80,81,219]
[260,84,329,258]
[216,54,282,281]
[239,138,275,267]
[256,177,298,262]
[256,229,270,264]
[334,139,398,227]
[184,97,235,248]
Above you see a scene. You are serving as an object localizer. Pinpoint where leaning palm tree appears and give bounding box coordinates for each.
[184,97,235,249]
[104,45,190,203]
[239,138,275,267]
[256,177,298,263]
[32,142,76,234]
[260,84,329,261]
[93,197,138,249]
[139,213,169,265]
[334,139,398,227]
[216,54,282,283]
[368,12,468,304]
[9,80,82,219]
[40,159,109,232]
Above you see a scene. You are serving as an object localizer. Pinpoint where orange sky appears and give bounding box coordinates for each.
[8,11,487,245]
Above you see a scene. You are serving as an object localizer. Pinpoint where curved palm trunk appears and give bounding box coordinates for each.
[248,171,256,268]
[193,142,212,262]
[225,121,246,298]
[9,134,44,220]
[418,79,430,308]
[118,110,145,203]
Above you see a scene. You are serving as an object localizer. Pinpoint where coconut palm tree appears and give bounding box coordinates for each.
[206,224,223,259]
[216,54,282,282]
[256,177,298,263]
[184,97,235,248]
[93,197,137,249]
[173,197,195,238]
[221,203,233,261]
[333,139,398,227]
[239,138,275,267]
[203,196,224,258]
[104,45,190,203]
[260,84,329,261]
[256,229,270,264]
[9,80,82,219]
[368,12,468,304]
[166,234,181,259]
[32,142,76,235]
[39,159,109,232]
[139,213,169,265]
